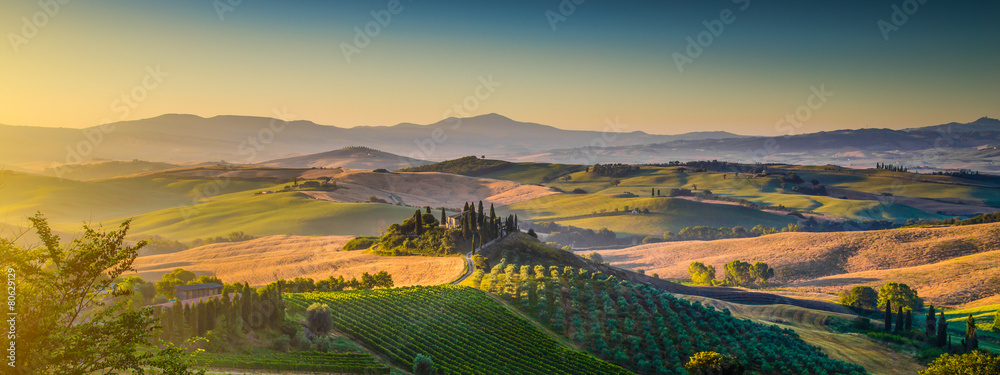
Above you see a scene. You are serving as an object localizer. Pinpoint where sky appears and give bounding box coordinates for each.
[1,0,998,136]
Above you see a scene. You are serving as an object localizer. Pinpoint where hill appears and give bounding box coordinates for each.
[396,155,512,175]
[42,160,180,180]
[130,234,465,286]
[595,222,1000,307]
[285,285,630,375]
[258,146,431,170]
[0,113,740,169]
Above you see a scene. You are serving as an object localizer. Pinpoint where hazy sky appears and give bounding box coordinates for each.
[1,1,997,135]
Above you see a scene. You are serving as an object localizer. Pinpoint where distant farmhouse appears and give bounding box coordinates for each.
[174,283,223,300]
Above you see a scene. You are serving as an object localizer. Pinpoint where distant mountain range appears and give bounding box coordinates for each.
[1,114,997,172]
[0,113,742,168]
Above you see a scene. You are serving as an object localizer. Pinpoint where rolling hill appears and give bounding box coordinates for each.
[258,146,431,170]
[594,222,1000,307]
[130,234,465,286]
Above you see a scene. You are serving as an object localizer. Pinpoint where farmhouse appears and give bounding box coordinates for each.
[174,283,223,300]
[447,212,470,228]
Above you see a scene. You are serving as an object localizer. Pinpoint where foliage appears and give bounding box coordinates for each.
[589,163,640,178]
[839,286,879,310]
[685,351,745,375]
[397,156,512,176]
[877,282,923,311]
[582,252,604,264]
[413,354,436,375]
[688,262,716,285]
[285,286,629,374]
[0,214,204,374]
[475,259,866,374]
[307,303,333,334]
[343,236,378,250]
[723,260,774,288]
[530,221,621,248]
[919,350,1000,375]
[156,268,198,298]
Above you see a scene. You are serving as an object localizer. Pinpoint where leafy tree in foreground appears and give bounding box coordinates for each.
[723,260,752,287]
[685,351,745,375]
[919,351,1000,375]
[839,286,879,310]
[688,262,716,285]
[1,214,203,374]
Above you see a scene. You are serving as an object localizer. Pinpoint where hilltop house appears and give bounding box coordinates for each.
[447,212,470,228]
[174,283,223,300]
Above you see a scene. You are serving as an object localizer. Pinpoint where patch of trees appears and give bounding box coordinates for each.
[525,221,624,248]
[342,236,378,250]
[376,202,518,256]
[929,169,1000,183]
[587,163,640,178]
[154,268,224,299]
[645,160,773,175]
[921,351,1000,375]
[190,231,257,247]
[875,162,909,173]
[276,271,394,293]
[396,156,512,176]
[687,260,774,288]
[368,195,389,203]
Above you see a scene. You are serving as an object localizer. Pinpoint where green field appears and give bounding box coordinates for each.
[504,194,796,237]
[119,189,417,241]
[285,285,629,375]
[479,162,582,184]
[944,304,1000,352]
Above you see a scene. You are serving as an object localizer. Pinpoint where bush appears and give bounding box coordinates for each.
[684,351,744,374]
[307,303,333,334]
[273,335,291,352]
[572,188,587,194]
[920,351,1000,374]
[840,286,879,310]
[343,236,378,250]
[413,354,435,375]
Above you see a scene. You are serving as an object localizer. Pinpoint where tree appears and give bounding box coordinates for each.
[937,312,948,347]
[527,228,537,238]
[926,305,937,343]
[839,286,878,310]
[723,260,752,287]
[884,300,893,332]
[156,268,197,299]
[895,305,904,333]
[748,262,774,288]
[966,314,979,351]
[684,351,745,375]
[306,303,333,334]
[992,310,1000,333]
[920,351,1000,375]
[413,354,435,375]
[440,207,447,226]
[688,262,716,285]
[1,214,203,374]
[877,282,922,311]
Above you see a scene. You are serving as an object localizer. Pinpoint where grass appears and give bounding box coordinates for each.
[0,172,272,231]
[479,162,581,185]
[119,188,417,241]
[505,194,795,237]
[944,304,1000,352]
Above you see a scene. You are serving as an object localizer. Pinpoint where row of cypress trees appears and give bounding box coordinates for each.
[883,302,980,352]
[153,282,285,344]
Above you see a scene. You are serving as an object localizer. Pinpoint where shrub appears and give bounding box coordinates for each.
[342,236,378,250]
[413,354,435,375]
[839,286,879,310]
[684,351,744,374]
[920,351,1000,375]
[307,303,333,334]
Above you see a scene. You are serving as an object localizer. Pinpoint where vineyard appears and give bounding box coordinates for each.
[285,285,630,375]
[476,259,868,375]
[191,350,390,374]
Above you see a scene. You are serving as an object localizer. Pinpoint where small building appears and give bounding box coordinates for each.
[174,283,223,300]
[447,212,469,228]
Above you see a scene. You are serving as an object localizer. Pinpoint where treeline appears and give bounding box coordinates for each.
[644,160,774,174]
[375,202,519,256]
[875,162,909,173]
[688,260,774,288]
[903,211,1000,228]
[929,169,1000,183]
[588,163,640,178]
[279,272,394,292]
[525,221,624,248]
[142,231,257,255]
[396,156,511,176]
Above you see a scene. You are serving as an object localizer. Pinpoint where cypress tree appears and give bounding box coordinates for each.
[651,188,655,197]
[470,204,478,232]
[904,310,912,332]
[440,208,447,226]
[966,313,979,351]
[895,306,904,333]
[463,202,469,212]
[514,214,519,231]
[926,305,937,343]
[937,312,948,347]
[425,206,431,214]
[478,201,485,228]
[414,209,424,236]
[884,300,892,332]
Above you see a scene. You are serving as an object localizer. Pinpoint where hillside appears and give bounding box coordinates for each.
[285,285,631,375]
[130,234,465,286]
[42,160,180,180]
[595,222,1000,306]
[258,146,431,170]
